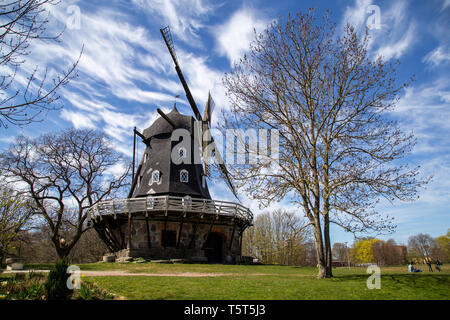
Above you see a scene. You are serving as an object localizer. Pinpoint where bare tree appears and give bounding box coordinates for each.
[372,239,405,266]
[408,233,436,261]
[222,10,428,278]
[0,0,81,128]
[243,209,311,265]
[0,183,32,264]
[332,242,348,261]
[0,129,130,259]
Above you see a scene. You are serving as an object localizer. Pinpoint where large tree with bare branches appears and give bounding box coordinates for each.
[222,10,427,278]
[0,182,33,264]
[0,0,80,128]
[0,129,129,259]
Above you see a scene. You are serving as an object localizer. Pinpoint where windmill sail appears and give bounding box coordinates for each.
[203,91,215,124]
[160,26,239,201]
[160,26,202,121]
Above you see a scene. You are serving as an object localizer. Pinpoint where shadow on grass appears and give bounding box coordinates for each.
[24,264,55,270]
[330,273,450,288]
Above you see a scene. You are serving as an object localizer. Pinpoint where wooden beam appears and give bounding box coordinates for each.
[127,213,132,249]
[176,214,185,248]
[128,163,142,198]
[104,217,122,250]
[132,127,136,180]
[134,127,146,141]
[93,224,115,253]
[238,228,244,258]
[228,222,236,251]
[188,215,200,249]
[157,108,176,128]
[145,214,151,249]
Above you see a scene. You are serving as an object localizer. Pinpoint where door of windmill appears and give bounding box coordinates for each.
[203,233,223,263]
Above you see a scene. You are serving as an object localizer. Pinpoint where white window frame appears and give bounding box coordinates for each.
[180,169,189,183]
[152,170,160,183]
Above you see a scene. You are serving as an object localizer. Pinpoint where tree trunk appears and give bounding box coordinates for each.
[312,218,328,279]
[52,238,71,261]
[323,213,333,278]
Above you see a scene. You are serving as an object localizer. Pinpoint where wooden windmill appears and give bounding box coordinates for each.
[87,27,252,264]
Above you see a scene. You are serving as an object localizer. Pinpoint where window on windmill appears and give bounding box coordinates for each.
[144,153,148,163]
[161,230,177,247]
[180,169,189,183]
[179,147,186,159]
[138,175,143,187]
[152,170,160,183]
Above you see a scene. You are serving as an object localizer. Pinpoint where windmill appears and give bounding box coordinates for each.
[159,26,239,201]
[86,27,252,264]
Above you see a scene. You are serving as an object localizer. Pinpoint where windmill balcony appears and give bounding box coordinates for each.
[87,195,253,225]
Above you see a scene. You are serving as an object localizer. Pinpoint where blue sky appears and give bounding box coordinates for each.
[1,0,449,245]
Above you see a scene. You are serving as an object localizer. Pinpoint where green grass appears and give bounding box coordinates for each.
[85,272,449,300]
[37,263,447,300]
[26,262,319,274]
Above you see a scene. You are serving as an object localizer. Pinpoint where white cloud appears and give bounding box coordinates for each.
[342,0,373,30]
[340,0,417,61]
[423,45,450,67]
[60,109,99,129]
[375,21,416,60]
[130,0,215,46]
[23,3,179,108]
[213,8,269,66]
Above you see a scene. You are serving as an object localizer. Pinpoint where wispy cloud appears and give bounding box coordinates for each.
[423,45,450,67]
[442,0,450,11]
[374,21,416,61]
[341,0,417,61]
[213,7,269,66]
[130,0,215,47]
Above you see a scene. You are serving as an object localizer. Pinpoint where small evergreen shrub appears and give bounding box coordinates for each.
[44,258,72,300]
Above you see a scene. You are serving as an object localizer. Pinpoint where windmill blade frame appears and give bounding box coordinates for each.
[160,26,202,121]
[160,26,239,201]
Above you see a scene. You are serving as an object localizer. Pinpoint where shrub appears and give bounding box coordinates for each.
[0,272,46,300]
[44,258,72,300]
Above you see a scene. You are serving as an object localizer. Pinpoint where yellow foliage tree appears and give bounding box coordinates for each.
[352,239,382,263]
[435,230,450,262]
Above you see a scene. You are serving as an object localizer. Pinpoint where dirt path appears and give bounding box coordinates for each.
[2,270,275,277]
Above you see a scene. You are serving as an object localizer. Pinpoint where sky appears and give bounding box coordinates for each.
[0,0,449,246]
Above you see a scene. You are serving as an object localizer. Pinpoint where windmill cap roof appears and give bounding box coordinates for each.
[143,106,193,139]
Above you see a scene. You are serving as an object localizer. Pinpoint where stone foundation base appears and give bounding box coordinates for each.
[102,255,116,263]
[6,258,25,270]
[114,248,222,263]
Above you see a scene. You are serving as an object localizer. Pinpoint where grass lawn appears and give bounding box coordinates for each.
[22,263,446,300]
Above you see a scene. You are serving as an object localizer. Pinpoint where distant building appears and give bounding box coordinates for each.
[331,260,348,267]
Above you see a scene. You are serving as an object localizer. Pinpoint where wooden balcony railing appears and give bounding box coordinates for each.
[87,195,253,223]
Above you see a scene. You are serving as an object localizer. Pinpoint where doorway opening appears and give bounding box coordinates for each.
[202,232,223,263]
